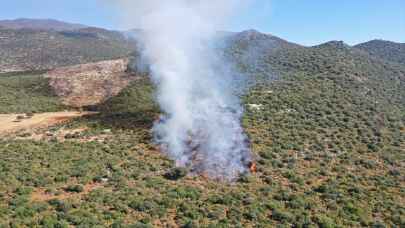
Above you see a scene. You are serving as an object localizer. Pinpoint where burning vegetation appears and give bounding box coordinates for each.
[156,114,254,181]
[116,0,253,181]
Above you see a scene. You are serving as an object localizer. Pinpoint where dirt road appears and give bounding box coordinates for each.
[0,111,97,135]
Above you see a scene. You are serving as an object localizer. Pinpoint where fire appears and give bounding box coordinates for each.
[249,162,257,173]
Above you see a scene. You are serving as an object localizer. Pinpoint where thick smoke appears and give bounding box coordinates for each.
[115,0,252,180]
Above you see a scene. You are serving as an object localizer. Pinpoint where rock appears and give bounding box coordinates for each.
[248,104,263,110]
[101,178,109,183]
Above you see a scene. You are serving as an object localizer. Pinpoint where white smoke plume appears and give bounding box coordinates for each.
[114,0,253,180]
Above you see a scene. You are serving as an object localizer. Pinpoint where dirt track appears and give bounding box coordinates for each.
[0,112,97,135]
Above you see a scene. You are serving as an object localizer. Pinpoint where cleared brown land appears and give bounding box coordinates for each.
[0,111,96,135]
[46,58,139,107]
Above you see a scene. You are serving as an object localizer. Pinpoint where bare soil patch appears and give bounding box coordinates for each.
[0,111,97,136]
[46,58,139,107]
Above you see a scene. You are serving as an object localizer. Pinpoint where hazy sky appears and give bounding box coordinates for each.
[1,0,404,46]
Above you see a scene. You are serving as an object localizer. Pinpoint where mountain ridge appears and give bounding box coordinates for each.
[0,26,137,73]
[354,39,405,65]
[0,18,87,31]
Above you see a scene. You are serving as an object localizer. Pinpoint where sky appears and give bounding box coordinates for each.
[0,0,404,46]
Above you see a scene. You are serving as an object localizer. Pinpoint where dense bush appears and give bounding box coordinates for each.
[0,73,65,113]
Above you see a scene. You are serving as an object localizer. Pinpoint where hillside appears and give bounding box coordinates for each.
[226,31,405,108]
[223,29,302,80]
[0,29,403,227]
[0,18,86,31]
[355,40,405,65]
[0,72,65,113]
[0,27,137,73]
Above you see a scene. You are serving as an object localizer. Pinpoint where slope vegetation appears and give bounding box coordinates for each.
[0,30,403,227]
[0,72,65,113]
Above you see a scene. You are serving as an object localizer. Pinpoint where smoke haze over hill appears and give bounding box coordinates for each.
[113,0,253,180]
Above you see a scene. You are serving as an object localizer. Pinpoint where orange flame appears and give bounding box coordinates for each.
[249,162,257,173]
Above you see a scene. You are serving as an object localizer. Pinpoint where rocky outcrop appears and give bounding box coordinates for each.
[46,58,139,107]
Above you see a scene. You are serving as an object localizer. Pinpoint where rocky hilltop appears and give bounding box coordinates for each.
[0,27,137,73]
[0,18,86,31]
[46,58,139,107]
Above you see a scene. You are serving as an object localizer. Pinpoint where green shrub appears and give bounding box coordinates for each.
[128,199,156,212]
[315,215,338,228]
[65,185,84,193]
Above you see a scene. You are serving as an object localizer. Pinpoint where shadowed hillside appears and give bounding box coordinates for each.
[355,40,405,65]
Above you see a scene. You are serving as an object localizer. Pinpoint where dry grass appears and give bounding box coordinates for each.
[30,182,104,202]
